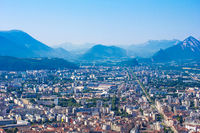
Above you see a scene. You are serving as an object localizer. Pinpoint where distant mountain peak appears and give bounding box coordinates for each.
[93,44,105,48]
[181,36,200,48]
[1,29,26,34]
[184,36,196,40]
[9,29,24,32]
[153,36,200,62]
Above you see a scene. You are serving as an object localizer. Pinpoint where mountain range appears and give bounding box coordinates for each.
[153,36,200,62]
[127,40,180,57]
[0,30,128,62]
[0,29,199,64]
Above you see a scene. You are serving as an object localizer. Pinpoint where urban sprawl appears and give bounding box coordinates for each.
[0,62,200,133]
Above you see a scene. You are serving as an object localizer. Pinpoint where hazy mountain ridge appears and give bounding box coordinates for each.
[127,39,180,57]
[55,42,95,54]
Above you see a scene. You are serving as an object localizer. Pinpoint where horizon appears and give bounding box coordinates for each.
[0,29,198,48]
[1,0,200,46]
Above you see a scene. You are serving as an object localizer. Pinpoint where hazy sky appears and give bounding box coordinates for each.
[0,0,200,46]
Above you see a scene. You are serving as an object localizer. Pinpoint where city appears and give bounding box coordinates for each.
[0,60,200,132]
[1,0,200,133]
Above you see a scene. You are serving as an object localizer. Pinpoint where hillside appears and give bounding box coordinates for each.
[81,44,127,61]
[0,30,71,59]
[0,56,78,71]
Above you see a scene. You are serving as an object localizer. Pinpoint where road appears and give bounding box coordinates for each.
[129,69,153,104]
[129,68,175,132]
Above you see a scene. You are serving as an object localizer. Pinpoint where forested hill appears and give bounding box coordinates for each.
[0,56,78,71]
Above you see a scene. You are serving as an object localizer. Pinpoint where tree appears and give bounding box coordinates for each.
[111,96,119,111]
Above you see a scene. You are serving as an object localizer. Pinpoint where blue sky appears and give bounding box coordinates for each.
[0,0,200,46]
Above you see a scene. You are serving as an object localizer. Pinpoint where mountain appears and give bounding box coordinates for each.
[127,40,180,57]
[153,36,200,62]
[0,30,71,59]
[0,30,52,57]
[0,56,78,71]
[80,44,127,60]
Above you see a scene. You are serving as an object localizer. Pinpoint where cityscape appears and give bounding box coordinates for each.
[0,59,200,132]
[0,0,200,133]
